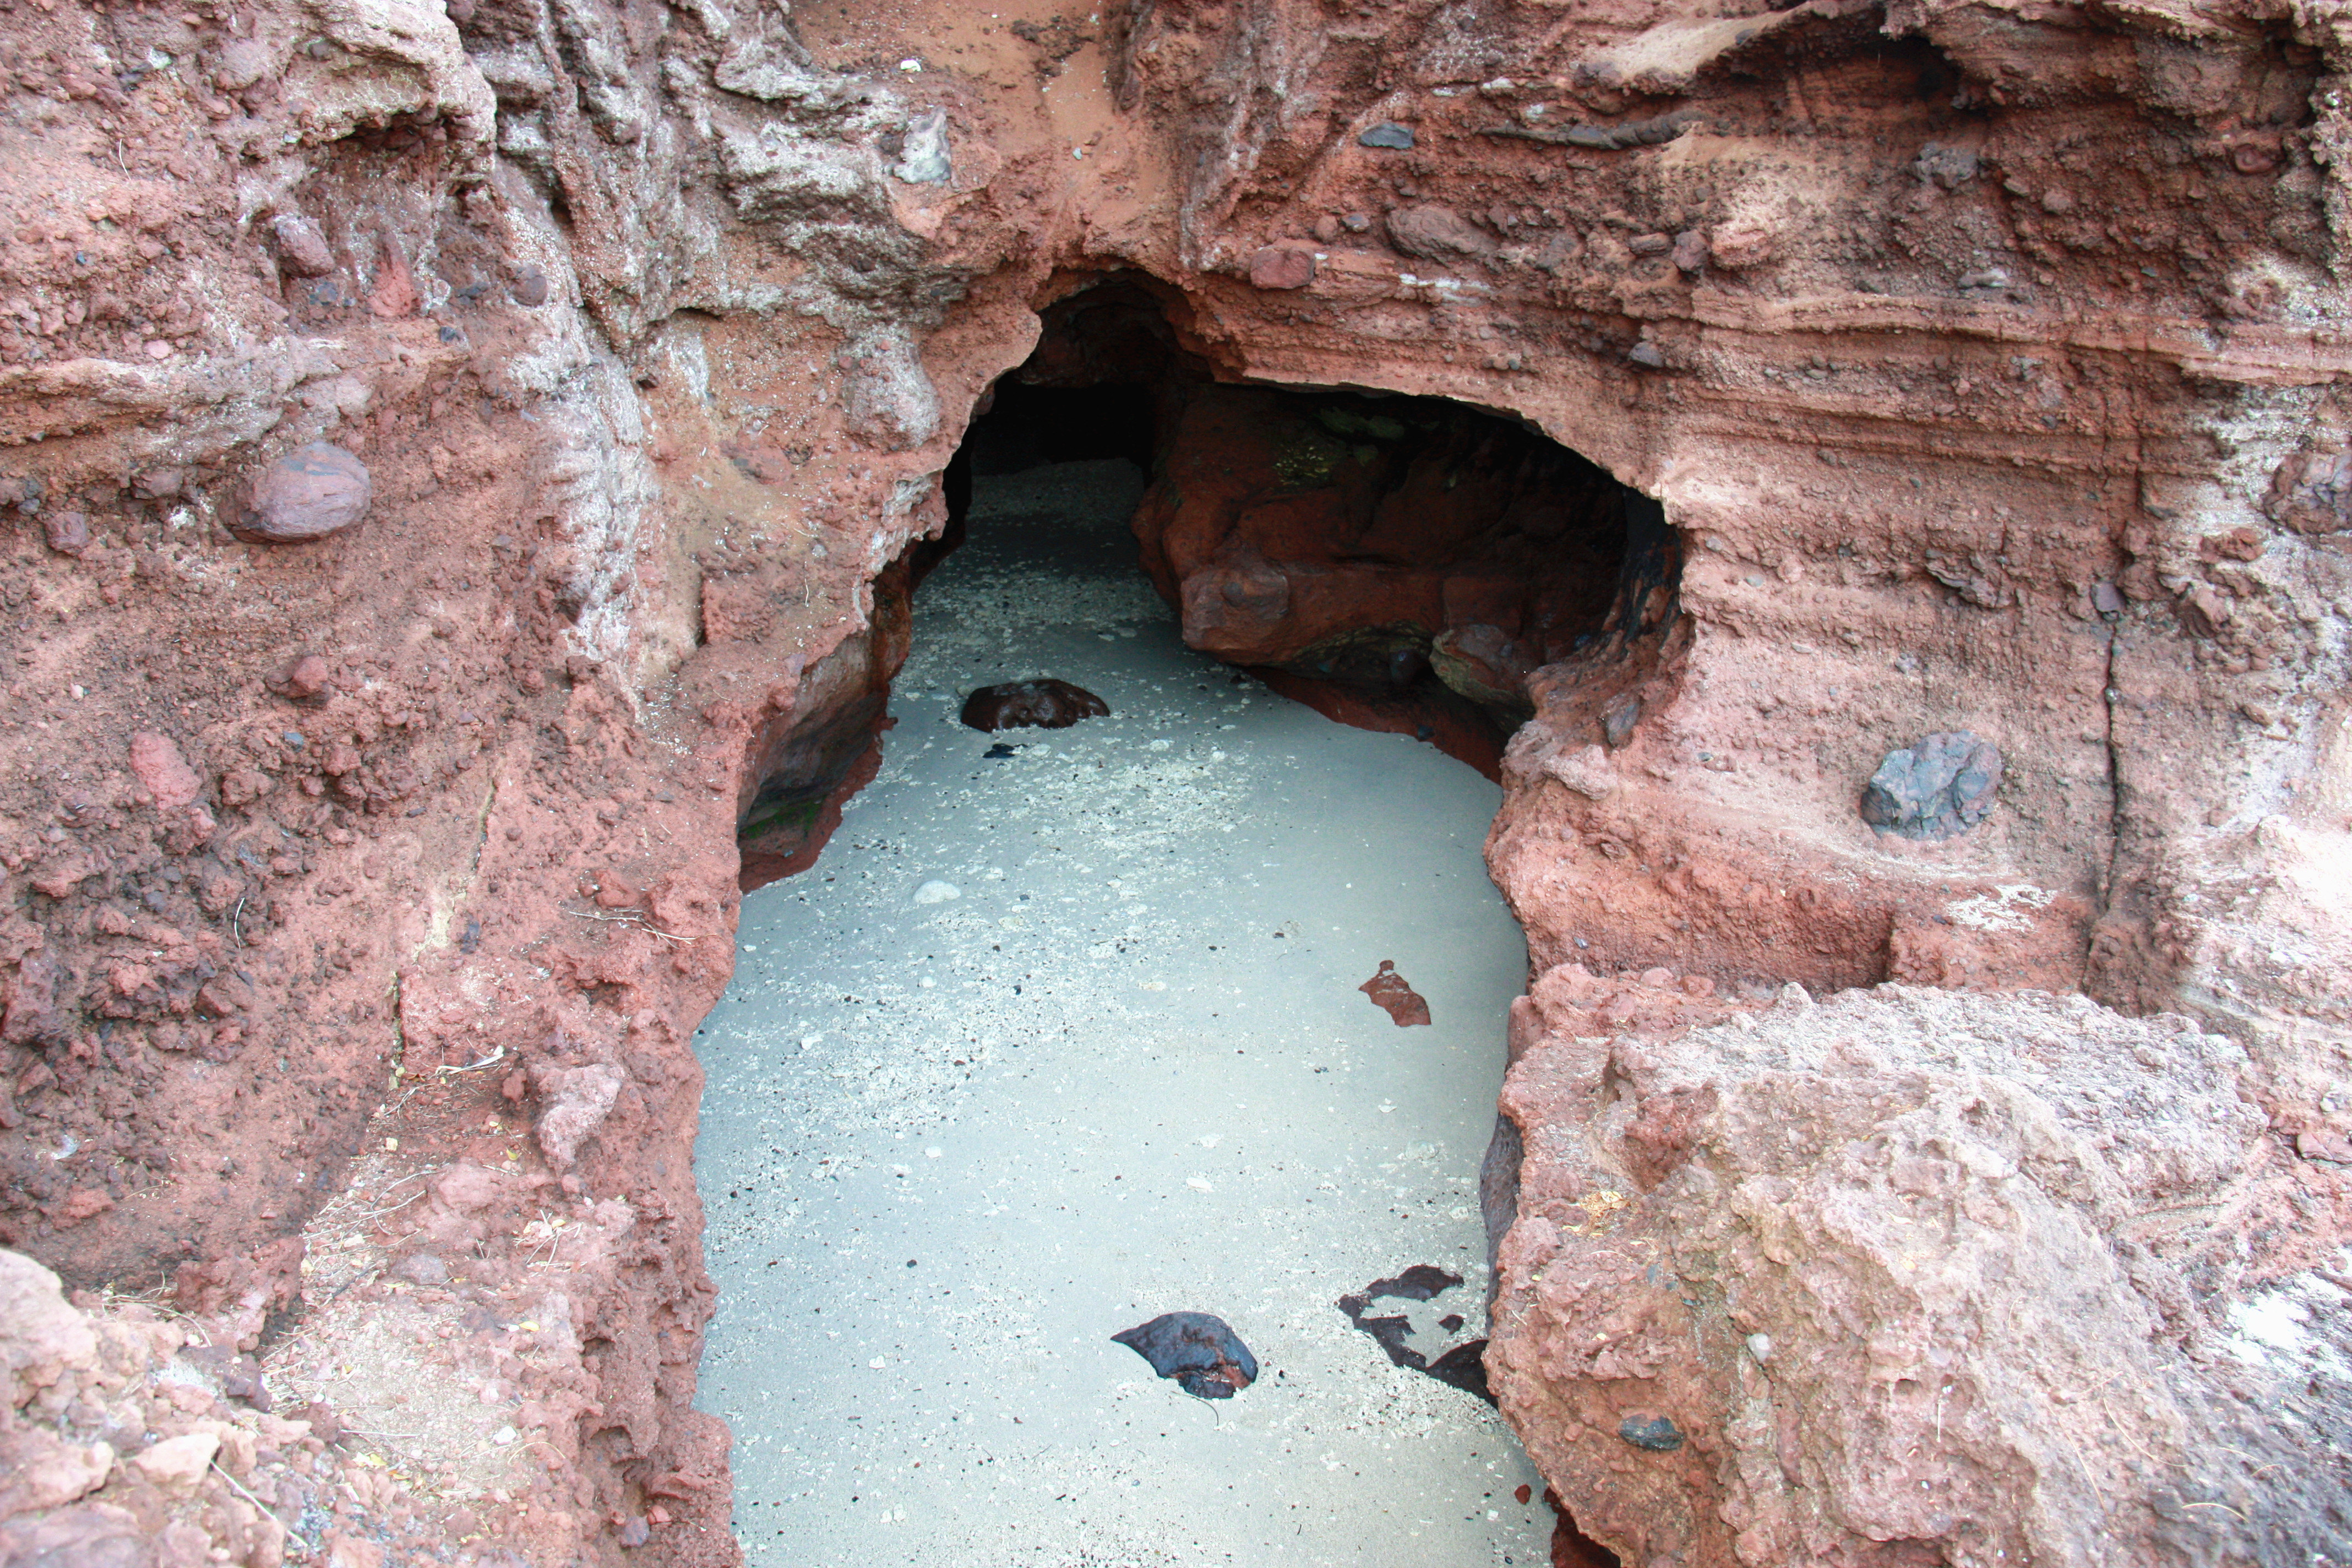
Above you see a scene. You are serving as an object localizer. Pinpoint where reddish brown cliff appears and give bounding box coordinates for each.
[0,0,2346,1561]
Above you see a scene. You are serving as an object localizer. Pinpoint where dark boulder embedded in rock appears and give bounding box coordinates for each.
[1617,1414,1685,1453]
[960,679,1109,732]
[235,442,372,542]
[1860,731,2002,840]
[1359,960,1430,1026]
[1337,1265,1492,1404]
[1112,1312,1259,1399]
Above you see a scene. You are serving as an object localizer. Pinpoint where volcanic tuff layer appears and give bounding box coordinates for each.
[0,0,2348,1563]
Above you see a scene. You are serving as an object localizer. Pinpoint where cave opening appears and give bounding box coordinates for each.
[938,276,1672,780]
[694,279,1655,1564]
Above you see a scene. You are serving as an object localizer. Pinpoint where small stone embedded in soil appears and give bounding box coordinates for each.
[393,1252,449,1286]
[1248,243,1316,290]
[266,652,332,702]
[238,442,372,542]
[130,1430,219,1495]
[1617,1413,1685,1452]
[1602,695,1641,748]
[1859,729,2002,840]
[1111,1311,1259,1399]
[1358,121,1415,149]
[42,510,89,557]
[270,213,336,277]
[912,880,960,905]
[1359,959,1431,1027]
[960,678,1110,732]
[128,732,202,811]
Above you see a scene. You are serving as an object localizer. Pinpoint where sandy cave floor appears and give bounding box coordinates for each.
[692,459,1555,1566]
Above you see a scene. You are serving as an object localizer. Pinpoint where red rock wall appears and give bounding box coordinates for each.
[0,0,2347,1562]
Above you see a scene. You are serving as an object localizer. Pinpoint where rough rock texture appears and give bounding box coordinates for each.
[1491,981,2352,1566]
[0,0,2346,1562]
[0,1245,458,1565]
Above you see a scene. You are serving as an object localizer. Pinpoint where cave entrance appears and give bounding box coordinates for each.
[693,279,1652,1565]
[937,277,1670,781]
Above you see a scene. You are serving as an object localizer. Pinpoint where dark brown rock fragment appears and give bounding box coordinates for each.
[270,214,336,277]
[1359,959,1430,1026]
[1112,1312,1258,1399]
[959,679,1109,732]
[42,511,89,557]
[1248,244,1316,290]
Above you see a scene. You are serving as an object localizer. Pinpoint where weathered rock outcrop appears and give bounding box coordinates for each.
[1492,978,2351,1565]
[0,0,2346,1561]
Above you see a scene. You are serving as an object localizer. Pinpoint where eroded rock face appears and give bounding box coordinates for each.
[0,0,2346,1561]
[1489,983,2351,1567]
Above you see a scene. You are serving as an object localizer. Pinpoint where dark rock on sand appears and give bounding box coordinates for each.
[1112,1311,1259,1399]
[1337,1265,1494,1405]
[961,679,1109,732]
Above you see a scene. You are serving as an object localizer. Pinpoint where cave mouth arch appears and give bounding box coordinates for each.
[737,274,1685,884]
[938,273,1678,777]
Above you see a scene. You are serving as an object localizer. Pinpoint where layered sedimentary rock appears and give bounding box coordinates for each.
[0,0,2346,1562]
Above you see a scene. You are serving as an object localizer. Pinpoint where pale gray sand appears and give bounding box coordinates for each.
[694,460,1551,1566]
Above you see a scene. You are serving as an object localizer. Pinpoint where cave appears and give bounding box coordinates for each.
[5,2,2348,1564]
[696,278,1658,1563]
[734,277,1684,889]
